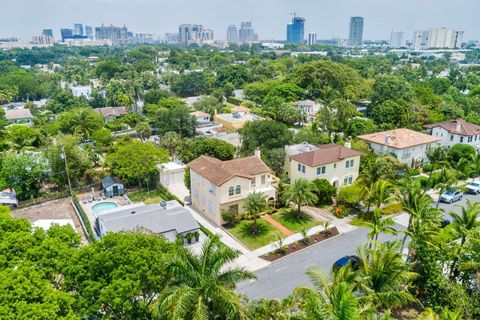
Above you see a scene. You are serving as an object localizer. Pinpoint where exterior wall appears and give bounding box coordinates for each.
[367,142,437,167]
[288,155,361,187]
[160,168,185,187]
[195,115,211,124]
[430,127,480,148]
[190,170,276,225]
[213,115,246,132]
[103,184,124,197]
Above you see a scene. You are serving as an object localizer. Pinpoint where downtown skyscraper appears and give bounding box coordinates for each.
[227,25,239,44]
[348,16,364,47]
[286,14,305,44]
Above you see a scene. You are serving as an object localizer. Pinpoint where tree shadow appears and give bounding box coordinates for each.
[239,221,269,238]
[280,209,312,225]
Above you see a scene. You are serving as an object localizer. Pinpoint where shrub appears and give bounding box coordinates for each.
[381,202,403,215]
[312,178,336,207]
[423,163,434,173]
[221,209,239,227]
[448,144,476,162]
[333,205,349,218]
[337,185,362,208]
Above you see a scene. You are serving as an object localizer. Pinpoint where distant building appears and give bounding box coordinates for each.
[239,22,256,43]
[60,28,74,42]
[42,28,54,38]
[424,119,480,149]
[33,35,54,45]
[359,128,440,167]
[179,24,214,45]
[412,28,463,49]
[227,25,239,44]
[95,24,129,45]
[308,33,317,46]
[213,106,263,132]
[165,32,180,44]
[85,26,94,39]
[131,33,155,45]
[348,17,364,47]
[95,107,128,122]
[5,108,33,125]
[295,100,322,123]
[74,23,84,36]
[286,14,305,44]
[390,30,406,48]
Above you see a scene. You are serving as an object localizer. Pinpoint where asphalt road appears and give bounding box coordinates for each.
[437,192,480,221]
[237,224,404,300]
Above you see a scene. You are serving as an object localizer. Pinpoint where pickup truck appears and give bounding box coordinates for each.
[466,181,480,195]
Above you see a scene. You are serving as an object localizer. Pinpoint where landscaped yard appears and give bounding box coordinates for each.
[128,188,166,204]
[226,220,281,250]
[270,209,322,233]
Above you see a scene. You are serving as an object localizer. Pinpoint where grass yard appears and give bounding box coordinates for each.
[271,209,322,233]
[128,189,166,204]
[226,220,281,250]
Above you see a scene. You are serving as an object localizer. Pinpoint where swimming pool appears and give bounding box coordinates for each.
[91,202,118,214]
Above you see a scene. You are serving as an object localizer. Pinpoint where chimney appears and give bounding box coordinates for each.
[254,147,261,158]
[455,120,461,133]
[344,141,352,149]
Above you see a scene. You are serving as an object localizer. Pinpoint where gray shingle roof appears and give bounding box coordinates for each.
[98,201,199,235]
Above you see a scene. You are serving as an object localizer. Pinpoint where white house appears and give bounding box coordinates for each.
[359,128,440,167]
[190,111,211,124]
[424,119,480,149]
[295,100,322,123]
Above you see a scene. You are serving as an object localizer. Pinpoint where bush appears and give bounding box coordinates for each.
[221,209,239,227]
[332,205,349,218]
[337,185,362,208]
[423,163,434,173]
[312,178,336,207]
[448,144,476,162]
[381,203,403,215]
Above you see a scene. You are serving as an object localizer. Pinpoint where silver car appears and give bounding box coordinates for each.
[440,190,463,204]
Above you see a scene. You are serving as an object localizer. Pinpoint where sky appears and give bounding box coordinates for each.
[1,0,478,41]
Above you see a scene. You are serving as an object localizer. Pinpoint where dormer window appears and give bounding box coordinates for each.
[235,185,241,195]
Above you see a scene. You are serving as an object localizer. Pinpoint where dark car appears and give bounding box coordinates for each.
[332,255,361,271]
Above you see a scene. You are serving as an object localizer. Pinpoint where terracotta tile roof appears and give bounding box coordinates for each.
[359,128,440,149]
[190,111,210,118]
[290,144,361,167]
[424,119,480,136]
[187,155,270,186]
[95,107,128,118]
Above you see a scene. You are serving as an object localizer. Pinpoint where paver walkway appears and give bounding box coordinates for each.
[261,215,294,236]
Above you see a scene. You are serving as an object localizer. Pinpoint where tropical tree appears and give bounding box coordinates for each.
[449,200,480,279]
[56,107,104,139]
[357,208,396,250]
[135,121,152,141]
[433,167,457,208]
[425,146,448,189]
[360,179,392,214]
[160,131,183,159]
[156,236,255,320]
[282,179,318,219]
[243,192,268,234]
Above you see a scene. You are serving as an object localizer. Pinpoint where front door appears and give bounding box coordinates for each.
[112,185,119,196]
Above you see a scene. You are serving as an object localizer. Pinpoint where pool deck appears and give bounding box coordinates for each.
[77,193,131,236]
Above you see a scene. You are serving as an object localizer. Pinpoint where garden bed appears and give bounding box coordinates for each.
[260,227,340,262]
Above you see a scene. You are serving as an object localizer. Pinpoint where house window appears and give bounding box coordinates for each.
[298,164,305,173]
[450,135,454,141]
[468,136,473,142]
[460,137,464,143]
[251,178,256,187]
[333,163,337,169]
[208,183,216,194]
[348,176,353,184]
[261,175,266,185]
[229,187,234,196]
[235,185,241,195]
[346,159,354,168]
[316,166,326,175]
[344,177,349,185]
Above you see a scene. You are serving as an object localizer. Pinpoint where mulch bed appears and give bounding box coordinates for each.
[260,227,340,262]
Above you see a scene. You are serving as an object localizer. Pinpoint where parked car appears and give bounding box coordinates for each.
[466,181,480,194]
[332,255,361,271]
[441,219,451,228]
[439,190,463,204]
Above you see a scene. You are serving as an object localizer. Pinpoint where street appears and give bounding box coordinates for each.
[237,192,477,300]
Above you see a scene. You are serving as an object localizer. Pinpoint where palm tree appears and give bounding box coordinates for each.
[357,208,396,250]
[243,192,267,235]
[360,179,392,215]
[449,200,480,279]
[135,122,152,142]
[160,131,182,159]
[282,179,318,219]
[433,167,457,208]
[425,146,448,190]
[294,266,368,320]
[156,236,255,320]
[357,242,418,311]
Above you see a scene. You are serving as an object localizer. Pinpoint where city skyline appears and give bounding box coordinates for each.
[0,0,478,41]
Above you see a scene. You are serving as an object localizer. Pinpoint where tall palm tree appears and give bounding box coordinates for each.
[357,208,396,250]
[243,192,267,235]
[449,200,480,279]
[294,266,369,320]
[433,167,457,208]
[357,242,418,311]
[282,179,318,219]
[360,179,392,215]
[425,146,448,190]
[67,108,104,139]
[156,236,255,320]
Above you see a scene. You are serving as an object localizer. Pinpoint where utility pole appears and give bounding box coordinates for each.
[61,146,73,196]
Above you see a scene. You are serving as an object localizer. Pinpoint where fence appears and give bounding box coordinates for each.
[71,195,96,242]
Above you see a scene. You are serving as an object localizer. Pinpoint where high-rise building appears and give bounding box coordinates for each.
[165,33,180,44]
[95,24,129,45]
[179,24,214,45]
[227,25,239,44]
[85,26,93,39]
[348,16,364,47]
[74,23,84,36]
[60,28,74,42]
[412,28,463,50]
[286,14,305,44]
[390,30,406,48]
[42,29,53,38]
[308,33,317,46]
[239,22,256,43]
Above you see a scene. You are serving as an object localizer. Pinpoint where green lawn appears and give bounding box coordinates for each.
[128,189,166,204]
[271,209,322,233]
[226,220,281,250]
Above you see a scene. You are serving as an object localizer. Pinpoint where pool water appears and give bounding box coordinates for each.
[91,202,118,214]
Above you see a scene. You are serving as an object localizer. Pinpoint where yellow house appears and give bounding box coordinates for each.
[187,154,278,225]
[213,106,263,132]
[287,144,361,187]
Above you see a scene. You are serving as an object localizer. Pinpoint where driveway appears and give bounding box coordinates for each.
[237,223,404,300]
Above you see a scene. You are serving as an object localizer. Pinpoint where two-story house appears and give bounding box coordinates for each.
[187,154,278,225]
[295,100,322,123]
[287,144,361,187]
[424,119,480,149]
[359,128,440,167]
